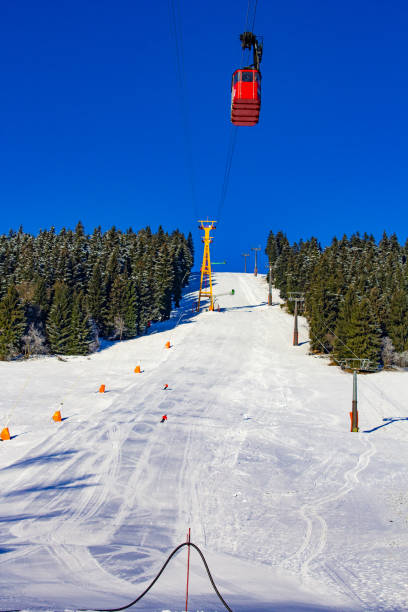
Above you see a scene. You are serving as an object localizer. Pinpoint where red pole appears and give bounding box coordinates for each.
[185,528,191,612]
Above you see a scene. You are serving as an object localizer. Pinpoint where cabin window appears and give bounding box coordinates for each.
[234,72,241,85]
[241,71,254,82]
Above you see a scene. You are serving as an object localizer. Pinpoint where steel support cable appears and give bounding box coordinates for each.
[168,0,199,220]
[217,0,259,223]
[303,308,376,368]
[217,125,238,221]
[251,0,259,33]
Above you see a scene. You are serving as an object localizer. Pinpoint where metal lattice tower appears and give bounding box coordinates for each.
[197,219,217,312]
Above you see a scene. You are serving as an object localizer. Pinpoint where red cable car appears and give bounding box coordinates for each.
[231,69,261,126]
[231,32,263,127]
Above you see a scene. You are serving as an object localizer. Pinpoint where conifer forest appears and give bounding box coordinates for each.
[266,230,408,370]
[0,222,194,360]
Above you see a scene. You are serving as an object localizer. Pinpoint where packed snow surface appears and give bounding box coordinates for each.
[0,273,407,612]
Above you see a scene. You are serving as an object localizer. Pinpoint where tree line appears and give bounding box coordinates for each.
[266,230,408,369]
[0,222,194,360]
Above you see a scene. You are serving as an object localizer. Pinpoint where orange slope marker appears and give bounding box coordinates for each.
[1,427,11,441]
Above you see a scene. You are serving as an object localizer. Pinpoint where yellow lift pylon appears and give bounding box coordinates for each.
[197,219,217,312]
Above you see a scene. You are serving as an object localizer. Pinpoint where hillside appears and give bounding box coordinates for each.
[0,273,407,612]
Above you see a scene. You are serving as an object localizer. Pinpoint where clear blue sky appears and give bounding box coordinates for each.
[1,0,407,272]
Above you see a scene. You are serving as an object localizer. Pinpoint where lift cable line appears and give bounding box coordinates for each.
[217,0,261,223]
[251,0,259,32]
[217,126,238,221]
[168,0,198,219]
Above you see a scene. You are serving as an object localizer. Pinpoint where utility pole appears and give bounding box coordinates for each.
[242,253,250,273]
[268,263,273,305]
[197,219,217,312]
[288,292,305,346]
[251,246,261,276]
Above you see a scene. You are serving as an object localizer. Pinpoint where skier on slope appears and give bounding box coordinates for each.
[160,415,167,423]
[163,384,169,390]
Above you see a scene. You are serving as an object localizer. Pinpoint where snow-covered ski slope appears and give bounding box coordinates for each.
[0,272,407,612]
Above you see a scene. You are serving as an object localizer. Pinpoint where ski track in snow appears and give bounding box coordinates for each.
[0,273,408,611]
[292,436,376,600]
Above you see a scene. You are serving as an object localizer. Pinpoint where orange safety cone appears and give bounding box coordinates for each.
[165,341,171,349]
[99,384,106,393]
[52,410,62,422]
[134,365,141,373]
[1,427,11,441]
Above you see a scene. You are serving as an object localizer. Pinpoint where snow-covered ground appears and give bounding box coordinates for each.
[0,273,407,612]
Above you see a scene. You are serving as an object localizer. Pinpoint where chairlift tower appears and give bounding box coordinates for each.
[197,219,217,312]
[288,292,305,346]
[267,263,273,305]
[242,253,250,273]
[337,358,377,432]
[251,246,261,276]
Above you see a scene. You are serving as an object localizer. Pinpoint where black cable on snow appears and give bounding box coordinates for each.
[0,541,233,612]
[82,541,233,612]
[0,542,233,612]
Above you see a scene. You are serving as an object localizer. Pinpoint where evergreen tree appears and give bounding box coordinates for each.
[153,244,174,320]
[343,297,382,367]
[387,290,408,353]
[87,264,107,335]
[32,277,50,323]
[46,283,72,354]
[0,285,26,360]
[123,280,138,338]
[68,292,92,354]
[333,289,356,363]
[186,231,194,269]
[106,274,137,340]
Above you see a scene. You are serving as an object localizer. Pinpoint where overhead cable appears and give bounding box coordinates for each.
[168,0,199,219]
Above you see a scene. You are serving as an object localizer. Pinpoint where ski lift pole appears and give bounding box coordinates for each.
[185,528,191,612]
[251,246,261,276]
[288,293,305,346]
[268,263,273,305]
[293,300,299,345]
[242,253,250,273]
[351,370,359,432]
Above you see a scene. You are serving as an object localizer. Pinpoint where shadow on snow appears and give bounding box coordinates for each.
[363,417,408,433]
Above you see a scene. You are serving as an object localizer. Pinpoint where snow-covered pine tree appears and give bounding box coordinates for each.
[123,280,138,338]
[68,291,92,354]
[46,282,72,354]
[0,284,26,360]
[341,297,382,367]
[153,244,174,321]
[87,264,107,335]
[387,289,408,353]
